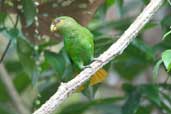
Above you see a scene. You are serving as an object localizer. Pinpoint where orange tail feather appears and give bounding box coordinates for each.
[77,68,108,91]
[90,68,108,86]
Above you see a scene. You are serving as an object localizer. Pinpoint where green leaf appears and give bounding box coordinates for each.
[155,37,171,50]
[17,37,33,55]
[92,105,121,114]
[141,0,150,5]
[33,82,60,108]
[122,91,141,114]
[94,36,114,55]
[116,0,124,16]
[168,0,171,6]
[162,50,171,72]
[5,61,31,93]
[142,22,157,32]
[14,72,31,92]
[0,81,10,101]
[82,85,99,100]
[117,0,123,8]
[44,51,65,78]
[140,85,161,106]
[0,27,6,32]
[122,83,135,94]
[61,50,74,82]
[135,106,151,114]
[161,92,171,105]
[114,39,154,80]
[21,0,36,26]
[6,28,19,39]
[160,92,171,113]
[5,61,23,73]
[105,0,115,7]
[160,102,171,113]
[161,15,171,28]
[162,30,171,40]
[0,12,7,25]
[94,17,132,32]
[132,39,154,61]
[17,37,39,85]
[59,97,123,114]
[59,102,89,114]
[89,97,123,114]
[153,60,162,81]
[0,103,17,114]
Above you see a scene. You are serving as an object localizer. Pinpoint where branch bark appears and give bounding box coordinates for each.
[0,64,30,114]
[33,0,164,114]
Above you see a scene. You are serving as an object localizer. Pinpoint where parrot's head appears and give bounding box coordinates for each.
[50,16,78,32]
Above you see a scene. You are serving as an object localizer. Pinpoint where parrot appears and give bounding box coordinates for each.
[50,16,107,90]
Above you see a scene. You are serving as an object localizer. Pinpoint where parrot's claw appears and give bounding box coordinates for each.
[92,58,103,63]
[81,65,92,69]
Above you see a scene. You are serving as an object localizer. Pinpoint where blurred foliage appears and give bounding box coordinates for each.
[0,0,171,114]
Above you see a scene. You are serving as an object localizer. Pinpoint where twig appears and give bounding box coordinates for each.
[0,13,19,63]
[0,64,30,114]
[0,39,12,63]
[33,0,164,114]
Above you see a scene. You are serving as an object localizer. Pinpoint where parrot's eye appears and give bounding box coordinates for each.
[55,19,61,23]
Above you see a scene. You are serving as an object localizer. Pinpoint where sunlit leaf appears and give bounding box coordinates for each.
[162,30,171,40]
[162,50,171,72]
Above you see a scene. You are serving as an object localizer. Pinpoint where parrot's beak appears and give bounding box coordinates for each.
[50,24,57,32]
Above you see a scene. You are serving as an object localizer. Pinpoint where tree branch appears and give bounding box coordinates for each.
[33,0,164,114]
[0,64,30,114]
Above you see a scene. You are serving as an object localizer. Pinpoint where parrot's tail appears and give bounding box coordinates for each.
[90,68,108,86]
[77,68,108,91]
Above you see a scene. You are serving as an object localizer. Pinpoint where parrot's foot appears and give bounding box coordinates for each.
[81,65,92,70]
[92,58,103,63]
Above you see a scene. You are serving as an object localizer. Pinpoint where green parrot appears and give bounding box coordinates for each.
[50,16,107,89]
